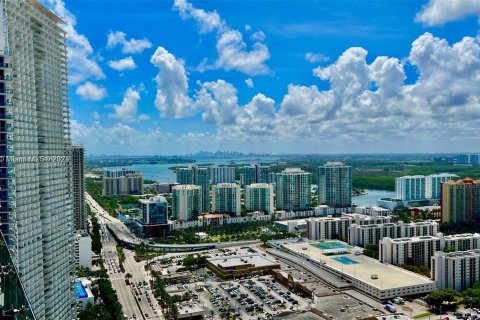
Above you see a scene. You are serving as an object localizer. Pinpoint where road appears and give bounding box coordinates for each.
[87,194,164,320]
[86,192,260,251]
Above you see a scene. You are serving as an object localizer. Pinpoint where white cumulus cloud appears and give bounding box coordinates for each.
[108,56,137,71]
[173,0,270,76]
[150,47,193,118]
[107,30,153,54]
[44,0,105,84]
[416,0,480,26]
[245,78,254,88]
[305,52,330,63]
[75,82,107,101]
[111,87,142,122]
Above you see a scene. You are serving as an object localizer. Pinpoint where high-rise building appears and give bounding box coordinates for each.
[471,154,480,165]
[245,183,274,214]
[241,164,271,187]
[176,165,209,213]
[457,154,471,165]
[139,195,168,225]
[102,168,144,196]
[380,236,441,268]
[0,1,76,318]
[380,233,480,268]
[210,166,235,184]
[395,175,427,201]
[318,162,352,208]
[172,185,201,221]
[275,168,311,211]
[0,233,35,318]
[426,173,458,199]
[432,250,480,291]
[212,183,241,216]
[441,178,480,223]
[72,145,86,231]
[306,215,392,241]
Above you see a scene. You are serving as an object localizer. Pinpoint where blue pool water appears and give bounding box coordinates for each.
[333,256,359,265]
[75,282,87,299]
[311,241,351,250]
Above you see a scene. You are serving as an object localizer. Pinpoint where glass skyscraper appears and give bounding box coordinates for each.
[0,1,76,318]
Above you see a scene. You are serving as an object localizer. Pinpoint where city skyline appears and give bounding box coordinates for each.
[38,0,480,155]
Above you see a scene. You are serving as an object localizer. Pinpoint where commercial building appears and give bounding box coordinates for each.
[0,1,76,318]
[74,233,92,269]
[172,185,201,221]
[277,240,435,300]
[210,166,235,184]
[72,145,86,231]
[318,162,352,208]
[432,250,480,291]
[175,302,204,319]
[176,165,210,213]
[395,175,426,201]
[245,183,274,214]
[139,195,168,225]
[441,178,480,223]
[380,236,440,268]
[241,164,271,187]
[275,168,311,211]
[207,254,280,278]
[102,168,144,196]
[211,183,241,216]
[306,215,392,241]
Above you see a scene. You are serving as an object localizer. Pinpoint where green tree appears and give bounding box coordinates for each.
[425,289,456,311]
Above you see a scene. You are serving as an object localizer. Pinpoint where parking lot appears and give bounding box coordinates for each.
[181,269,311,319]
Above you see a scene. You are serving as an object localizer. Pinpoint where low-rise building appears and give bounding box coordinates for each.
[276,240,435,300]
[377,198,405,211]
[207,254,280,278]
[75,278,94,309]
[353,206,391,217]
[175,302,204,319]
[147,182,178,194]
[274,219,308,234]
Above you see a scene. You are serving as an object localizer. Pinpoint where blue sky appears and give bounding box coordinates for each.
[42,0,480,155]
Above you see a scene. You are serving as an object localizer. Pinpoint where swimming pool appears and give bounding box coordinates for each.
[333,256,359,265]
[75,282,87,299]
[311,241,351,250]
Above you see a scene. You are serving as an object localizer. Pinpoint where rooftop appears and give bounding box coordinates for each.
[283,240,434,290]
[208,253,278,269]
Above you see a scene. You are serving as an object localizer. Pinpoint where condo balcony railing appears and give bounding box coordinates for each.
[0,76,12,81]
[0,63,12,69]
